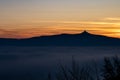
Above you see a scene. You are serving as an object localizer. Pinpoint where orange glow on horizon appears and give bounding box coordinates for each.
[0,0,120,39]
[0,19,120,39]
[0,21,120,39]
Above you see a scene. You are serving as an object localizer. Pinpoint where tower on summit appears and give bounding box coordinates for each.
[82,30,89,34]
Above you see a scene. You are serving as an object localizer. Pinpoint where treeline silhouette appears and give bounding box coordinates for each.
[47,56,120,80]
[1,56,120,80]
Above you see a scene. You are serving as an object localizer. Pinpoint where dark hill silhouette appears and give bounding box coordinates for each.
[0,31,120,46]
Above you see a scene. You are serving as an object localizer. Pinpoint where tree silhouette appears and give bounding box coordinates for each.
[102,56,120,80]
[55,58,94,80]
[46,56,120,80]
[113,56,120,80]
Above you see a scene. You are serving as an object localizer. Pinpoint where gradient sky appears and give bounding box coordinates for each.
[0,0,120,38]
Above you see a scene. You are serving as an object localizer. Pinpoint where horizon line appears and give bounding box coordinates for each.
[0,31,120,40]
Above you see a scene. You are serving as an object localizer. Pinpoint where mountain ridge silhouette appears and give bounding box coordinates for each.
[0,31,120,46]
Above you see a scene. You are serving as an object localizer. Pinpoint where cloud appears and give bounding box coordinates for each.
[32,20,120,26]
[104,18,120,21]
[0,29,24,38]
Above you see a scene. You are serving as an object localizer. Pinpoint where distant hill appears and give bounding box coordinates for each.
[0,31,120,46]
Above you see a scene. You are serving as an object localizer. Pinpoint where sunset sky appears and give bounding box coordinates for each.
[0,0,120,38]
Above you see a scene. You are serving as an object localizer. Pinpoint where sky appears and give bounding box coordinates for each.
[0,0,120,38]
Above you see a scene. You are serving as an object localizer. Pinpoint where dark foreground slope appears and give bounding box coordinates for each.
[0,31,120,46]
